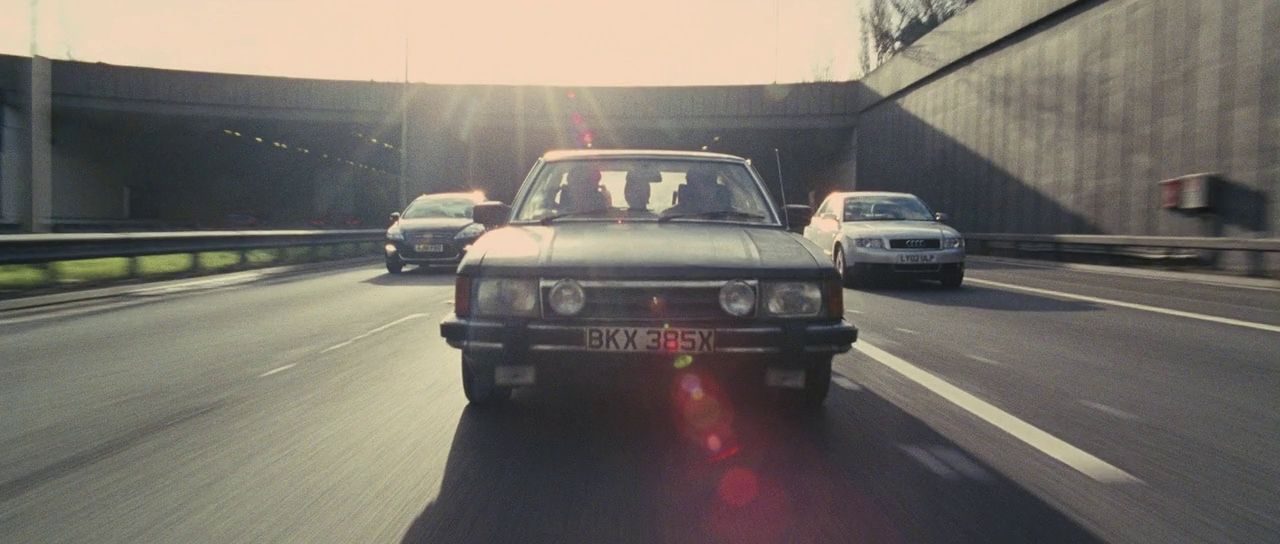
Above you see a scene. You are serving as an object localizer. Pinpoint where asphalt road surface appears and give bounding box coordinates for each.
[1,258,1276,543]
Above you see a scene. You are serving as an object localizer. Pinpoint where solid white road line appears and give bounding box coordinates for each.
[855,341,1141,483]
[258,363,297,377]
[968,278,1280,334]
[320,313,429,353]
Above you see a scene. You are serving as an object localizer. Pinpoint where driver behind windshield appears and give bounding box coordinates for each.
[663,167,726,216]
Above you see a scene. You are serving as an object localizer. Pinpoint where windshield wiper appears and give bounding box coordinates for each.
[538,210,610,225]
[658,210,768,223]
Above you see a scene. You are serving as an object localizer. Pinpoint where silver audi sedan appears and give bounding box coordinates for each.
[802,191,965,288]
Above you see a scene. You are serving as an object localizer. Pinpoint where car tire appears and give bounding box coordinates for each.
[940,268,964,289]
[835,247,862,289]
[461,355,511,406]
[386,259,404,274]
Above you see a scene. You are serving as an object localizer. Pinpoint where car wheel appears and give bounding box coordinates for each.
[461,355,511,406]
[835,247,862,288]
[386,259,404,274]
[940,268,964,289]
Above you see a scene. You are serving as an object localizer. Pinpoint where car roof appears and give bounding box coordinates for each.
[411,191,485,202]
[830,191,919,199]
[541,149,748,163]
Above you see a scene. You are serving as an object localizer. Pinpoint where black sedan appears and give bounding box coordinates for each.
[439,150,857,410]
[384,192,488,273]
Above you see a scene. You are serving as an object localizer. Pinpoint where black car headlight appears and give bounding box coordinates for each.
[944,236,964,248]
[548,279,585,316]
[762,282,822,317]
[474,278,539,317]
[718,280,756,317]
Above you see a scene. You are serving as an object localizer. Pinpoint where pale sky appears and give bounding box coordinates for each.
[0,0,866,86]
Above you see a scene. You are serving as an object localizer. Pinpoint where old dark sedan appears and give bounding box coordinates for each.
[439,150,857,409]
[385,192,488,273]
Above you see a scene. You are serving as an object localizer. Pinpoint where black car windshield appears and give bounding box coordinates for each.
[844,195,934,221]
[402,197,477,219]
[511,159,777,224]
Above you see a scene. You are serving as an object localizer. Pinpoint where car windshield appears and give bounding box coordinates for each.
[844,195,934,221]
[510,159,776,224]
[402,197,476,219]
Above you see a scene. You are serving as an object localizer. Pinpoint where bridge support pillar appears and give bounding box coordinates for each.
[1,56,52,232]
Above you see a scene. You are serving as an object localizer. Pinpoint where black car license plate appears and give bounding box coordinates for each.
[584,327,714,353]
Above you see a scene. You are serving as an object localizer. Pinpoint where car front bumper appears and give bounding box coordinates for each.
[440,315,857,356]
[385,240,476,265]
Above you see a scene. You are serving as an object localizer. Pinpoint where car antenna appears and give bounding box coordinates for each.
[774,147,789,226]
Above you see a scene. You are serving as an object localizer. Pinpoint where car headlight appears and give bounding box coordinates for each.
[944,236,964,248]
[718,280,756,317]
[386,227,405,241]
[762,282,822,317]
[853,237,883,249]
[474,278,538,317]
[548,279,585,316]
[454,223,485,241]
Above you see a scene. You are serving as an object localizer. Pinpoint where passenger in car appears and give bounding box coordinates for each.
[557,166,611,213]
[624,170,654,212]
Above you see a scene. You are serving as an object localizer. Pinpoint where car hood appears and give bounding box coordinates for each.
[393,217,474,232]
[460,222,831,279]
[841,220,960,239]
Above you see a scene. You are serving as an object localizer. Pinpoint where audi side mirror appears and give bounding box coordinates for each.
[934,212,949,222]
[389,212,400,223]
[472,201,511,228]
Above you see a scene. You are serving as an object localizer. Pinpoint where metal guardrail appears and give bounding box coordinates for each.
[964,233,1280,252]
[0,229,385,265]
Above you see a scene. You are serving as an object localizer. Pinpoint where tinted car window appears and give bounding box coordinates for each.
[511,159,776,223]
[403,197,476,219]
[844,195,933,221]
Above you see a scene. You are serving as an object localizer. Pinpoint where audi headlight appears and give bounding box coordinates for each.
[718,280,756,317]
[944,236,964,248]
[853,237,883,249]
[548,279,585,316]
[454,223,485,241]
[763,282,822,317]
[474,278,538,317]
[386,227,405,241]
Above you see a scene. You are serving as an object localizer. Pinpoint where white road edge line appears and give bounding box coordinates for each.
[856,341,1141,484]
[320,313,430,353]
[968,278,1280,334]
[259,363,297,377]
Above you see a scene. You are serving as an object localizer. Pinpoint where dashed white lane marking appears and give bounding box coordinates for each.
[966,354,1003,366]
[258,363,297,377]
[1080,400,1139,421]
[320,313,429,353]
[968,278,1280,334]
[894,327,920,335]
[929,446,993,481]
[898,445,960,480]
[845,309,863,314]
[832,376,862,391]
[856,341,1141,483]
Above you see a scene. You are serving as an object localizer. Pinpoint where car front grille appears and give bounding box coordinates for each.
[888,238,941,249]
[406,230,456,243]
[542,282,738,320]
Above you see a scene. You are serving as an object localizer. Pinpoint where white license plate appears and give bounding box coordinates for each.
[898,253,937,263]
[584,327,714,353]
[414,243,444,253]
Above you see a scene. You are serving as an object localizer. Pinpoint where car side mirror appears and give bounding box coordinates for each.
[934,212,949,222]
[472,201,511,228]
[389,212,400,223]
[784,204,812,233]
